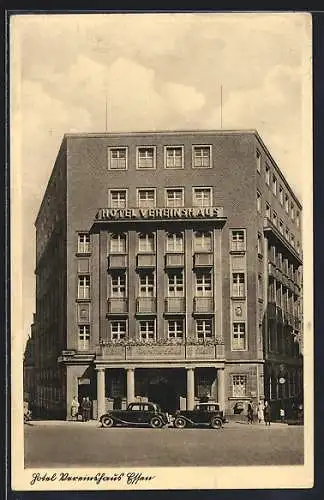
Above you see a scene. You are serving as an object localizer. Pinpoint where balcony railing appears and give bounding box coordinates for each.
[108,254,127,269]
[136,297,156,314]
[107,298,128,314]
[193,252,213,267]
[165,297,185,313]
[268,262,276,277]
[165,253,184,268]
[136,253,156,268]
[193,296,214,314]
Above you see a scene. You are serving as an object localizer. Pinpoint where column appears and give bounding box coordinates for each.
[217,368,225,412]
[127,368,135,404]
[186,368,195,410]
[97,368,106,419]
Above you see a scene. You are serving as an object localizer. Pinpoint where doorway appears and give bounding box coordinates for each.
[148,379,179,413]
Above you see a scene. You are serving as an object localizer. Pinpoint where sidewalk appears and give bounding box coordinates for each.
[26,419,289,428]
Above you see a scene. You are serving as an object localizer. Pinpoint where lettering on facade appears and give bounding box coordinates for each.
[126,345,185,359]
[96,207,224,221]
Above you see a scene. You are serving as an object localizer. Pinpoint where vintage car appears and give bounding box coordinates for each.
[173,402,226,429]
[99,401,171,428]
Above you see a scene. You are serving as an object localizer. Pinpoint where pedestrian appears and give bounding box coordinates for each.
[80,397,86,422]
[247,400,254,424]
[263,400,271,426]
[82,396,92,422]
[71,396,79,421]
[257,401,264,424]
[279,407,285,423]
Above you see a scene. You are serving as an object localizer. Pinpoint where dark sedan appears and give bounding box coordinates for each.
[100,401,170,428]
[173,402,226,429]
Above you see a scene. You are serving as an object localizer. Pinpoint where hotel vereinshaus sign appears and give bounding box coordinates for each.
[96,206,224,221]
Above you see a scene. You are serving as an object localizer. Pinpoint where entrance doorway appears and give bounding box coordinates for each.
[148,379,179,413]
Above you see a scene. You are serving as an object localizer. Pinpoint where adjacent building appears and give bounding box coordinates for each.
[31,130,303,420]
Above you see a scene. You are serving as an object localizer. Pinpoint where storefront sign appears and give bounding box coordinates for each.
[96,206,224,221]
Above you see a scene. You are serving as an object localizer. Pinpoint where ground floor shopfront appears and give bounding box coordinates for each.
[63,359,273,421]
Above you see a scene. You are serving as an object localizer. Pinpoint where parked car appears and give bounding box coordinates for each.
[100,401,171,428]
[173,402,226,429]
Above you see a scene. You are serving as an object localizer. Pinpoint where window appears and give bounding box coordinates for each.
[257,233,262,255]
[78,325,90,350]
[272,175,277,196]
[231,230,246,252]
[285,194,289,213]
[167,271,184,296]
[165,146,184,168]
[232,323,246,350]
[165,188,184,207]
[296,211,300,228]
[291,202,295,221]
[78,233,90,254]
[139,272,155,297]
[195,271,212,296]
[108,147,127,170]
[193,146,212,168]
[290,234,295,248]
[258,274,263,300]
[137,147,155,169]
[279,219,284,234]
[110,273,126,297]
[256,150,261,173]
[232,273,245,297]
[285,227,289,240]
[166,232,184,252]
[257,191,261,213]
[111,320,127,340]
[137,189,155,208]
[110,233,126,253]
[265,164,270,185]
[272,210,277,226]
[265,202,271,219]
[279,185,284,205]
[78,275,90,299]
[193,187,212,207]
[109,189,127,208]
[194,231,212,252]
[232,375,247,397]
[196,319,213,340]
[167,319,183,339]
[138,233,155,252]
[139,320,155,340]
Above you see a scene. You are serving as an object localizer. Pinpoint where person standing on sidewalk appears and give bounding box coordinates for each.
[247,401,254,424]
[279,407,285,423]
[263,401,271,426]
[80,397,86,422]
[82,396,92,422]
[257,401,264,423]
[71,396,79,421]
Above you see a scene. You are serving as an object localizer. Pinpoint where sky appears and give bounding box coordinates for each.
[11,12,312,344]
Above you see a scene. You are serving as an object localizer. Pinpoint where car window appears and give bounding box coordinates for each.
[142,404,151,411]
[130,404,141,411]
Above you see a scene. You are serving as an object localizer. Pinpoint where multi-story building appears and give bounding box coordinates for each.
[32,130,303,420]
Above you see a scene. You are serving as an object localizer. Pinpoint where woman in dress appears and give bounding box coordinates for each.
[257,401,264,423]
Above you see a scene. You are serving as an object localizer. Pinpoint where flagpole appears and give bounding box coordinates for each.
[220,85,223,129]
[105,94,108,132]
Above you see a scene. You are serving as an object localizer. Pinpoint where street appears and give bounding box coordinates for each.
[24,421,304,467]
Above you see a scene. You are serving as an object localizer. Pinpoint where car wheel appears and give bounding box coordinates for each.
[101,416,114,428]
[210,417,222,429]
[174,416,187,429]
[150,416,163,428]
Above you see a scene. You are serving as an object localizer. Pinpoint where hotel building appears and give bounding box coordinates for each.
[31,130,303,419]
